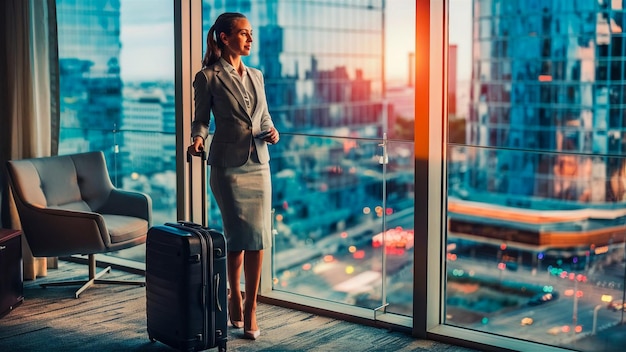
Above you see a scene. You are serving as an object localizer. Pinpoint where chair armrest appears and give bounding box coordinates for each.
[98,189,152,225]
[17,205,110,257]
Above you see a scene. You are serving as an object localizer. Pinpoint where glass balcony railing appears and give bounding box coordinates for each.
[58,129,415,319]
[269,134,414,317]
[446,144,626,350]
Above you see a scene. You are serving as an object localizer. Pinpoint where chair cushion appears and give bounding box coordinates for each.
[32,156,83,207]
[48,200,92,212]
[101,214,149,245]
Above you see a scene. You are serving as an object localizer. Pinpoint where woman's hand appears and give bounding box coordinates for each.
[188,136,205,156]
[263,127,280,144]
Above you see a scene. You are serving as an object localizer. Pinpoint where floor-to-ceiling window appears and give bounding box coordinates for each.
[54,0,415,325]
[56,0,176,263]
[199,0,415,321]
[444,0,626,350]
[50,0,626,349]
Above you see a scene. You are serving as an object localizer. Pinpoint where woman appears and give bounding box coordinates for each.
[189,12,279,340]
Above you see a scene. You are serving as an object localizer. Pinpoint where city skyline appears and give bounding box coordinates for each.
[119,0,415,85]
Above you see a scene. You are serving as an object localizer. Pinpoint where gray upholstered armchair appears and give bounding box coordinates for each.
[5,151,152,298]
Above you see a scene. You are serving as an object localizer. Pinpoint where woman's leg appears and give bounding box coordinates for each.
[228,250,244,324]
[243,249,263,332]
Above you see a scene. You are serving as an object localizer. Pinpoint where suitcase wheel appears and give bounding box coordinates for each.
[218,340,227,352]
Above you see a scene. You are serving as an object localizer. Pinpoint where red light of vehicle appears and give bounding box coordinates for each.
[353,250,365,259]
[323,255,334,262]
[386,247,405,255]
[561,325,570,333]
[302,263,312,271]
[497,263,506,270]
[595,245,609,254]
[340,231,348,239]
[575,291,584,298]
[575,325,583,333]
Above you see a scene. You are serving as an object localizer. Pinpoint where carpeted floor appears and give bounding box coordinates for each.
[0,260,481,352]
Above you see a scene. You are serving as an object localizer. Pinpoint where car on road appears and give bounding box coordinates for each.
[608,299,626,311]
[528,291,559,306]
[546,326,561,335]
[520,317,533,326]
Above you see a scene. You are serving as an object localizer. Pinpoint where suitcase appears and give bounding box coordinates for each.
[146,150,228,352]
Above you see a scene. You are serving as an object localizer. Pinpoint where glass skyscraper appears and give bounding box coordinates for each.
[57,0,124,180]
[56,0,177,220]
[464,0,626,207]
[445,1,626,348]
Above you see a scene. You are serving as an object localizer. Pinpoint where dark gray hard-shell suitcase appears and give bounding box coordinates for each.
[146,150,227,352]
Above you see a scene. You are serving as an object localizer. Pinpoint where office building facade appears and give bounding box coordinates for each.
[445,0,626,349]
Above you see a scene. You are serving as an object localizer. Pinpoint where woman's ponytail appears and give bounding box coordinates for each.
[202,25,220,67]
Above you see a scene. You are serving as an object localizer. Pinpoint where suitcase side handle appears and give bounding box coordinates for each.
[215,273,222,312]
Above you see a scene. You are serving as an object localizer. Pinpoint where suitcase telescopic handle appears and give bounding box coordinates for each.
[186,145,206,162]
[186,147,208,226]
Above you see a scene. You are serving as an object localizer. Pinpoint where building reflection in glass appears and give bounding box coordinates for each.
[448,1,626,349]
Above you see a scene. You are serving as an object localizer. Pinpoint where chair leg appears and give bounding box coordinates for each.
[39,254,145,298]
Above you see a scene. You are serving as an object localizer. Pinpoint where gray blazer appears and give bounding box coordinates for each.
[191,60,274,167]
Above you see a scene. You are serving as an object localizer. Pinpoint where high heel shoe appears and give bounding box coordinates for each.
[230,319,244,329]
[228,301,244,328]
[243,303,259,339]
[243,329,260,340]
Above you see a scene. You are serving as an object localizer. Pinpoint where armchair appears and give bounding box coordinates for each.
[5,151,152,298]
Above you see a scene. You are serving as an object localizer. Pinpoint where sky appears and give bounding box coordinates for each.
[384,0,416,83]
[120,0,174,82]
[448,0,473,81]
[120,0,416,83]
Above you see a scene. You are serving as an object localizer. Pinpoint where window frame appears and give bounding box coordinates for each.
[427,1,593,351]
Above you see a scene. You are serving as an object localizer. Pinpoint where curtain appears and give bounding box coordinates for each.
[1,0,60,280]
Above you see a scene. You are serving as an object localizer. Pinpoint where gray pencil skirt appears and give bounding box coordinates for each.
[209,158,272,251]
